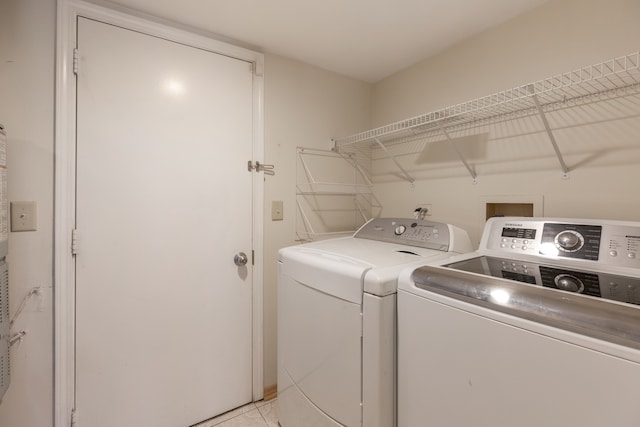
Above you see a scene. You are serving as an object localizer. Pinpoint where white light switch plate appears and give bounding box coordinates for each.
[11,201,37,232]
[272,200,283,221]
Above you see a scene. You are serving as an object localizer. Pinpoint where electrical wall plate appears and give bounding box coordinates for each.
[272,200,283,221]
[10,201,37,232]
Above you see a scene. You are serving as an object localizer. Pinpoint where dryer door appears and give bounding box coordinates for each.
[278,266,362,427]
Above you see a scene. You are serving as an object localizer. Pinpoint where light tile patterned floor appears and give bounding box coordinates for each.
[194,399,278,427]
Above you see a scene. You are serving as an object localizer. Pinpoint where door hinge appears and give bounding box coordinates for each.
[73,48,79,76]
[71,228,78,255]
[247,161,275,175]
[71,408,78,427]
[252,249,255,266]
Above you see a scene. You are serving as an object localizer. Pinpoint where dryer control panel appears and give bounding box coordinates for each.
[355,217,471,253]
[482,217,640,269]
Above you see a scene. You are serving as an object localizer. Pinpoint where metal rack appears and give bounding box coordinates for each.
[334,52,640,183]
[296,147,381,241]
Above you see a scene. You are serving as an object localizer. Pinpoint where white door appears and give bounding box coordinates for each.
[75,17,255,427]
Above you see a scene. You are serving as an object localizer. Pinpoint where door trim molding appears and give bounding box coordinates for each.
[54,2,264,426]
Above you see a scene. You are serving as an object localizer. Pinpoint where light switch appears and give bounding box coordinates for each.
[272,200,283,221]
[11,201,38,232]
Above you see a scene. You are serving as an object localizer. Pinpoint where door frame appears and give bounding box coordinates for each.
[54,2,265,426]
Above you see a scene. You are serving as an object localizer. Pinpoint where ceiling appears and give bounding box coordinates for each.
[104,0,550,83]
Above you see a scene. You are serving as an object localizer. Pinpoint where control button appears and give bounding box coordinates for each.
[554,274,584,293]
[522,246,528,250]
[510,245,516,249]
[609,250,618,257]
[502,238,508,243]
[628,252,637,259]
[608,282,619,289]
[554,230,585,252]
[512,239,518,243]
[500,243,506,248]
[394,225,406,236]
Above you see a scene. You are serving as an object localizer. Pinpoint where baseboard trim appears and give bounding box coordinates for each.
[263,384,277,401]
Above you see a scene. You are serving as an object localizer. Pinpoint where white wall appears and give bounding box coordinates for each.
[0,0,55,426]
[262,54,371,387]
[370,0,640,245]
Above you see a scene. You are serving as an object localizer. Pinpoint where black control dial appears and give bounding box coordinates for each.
[554,230,584,252]
[554,274,584,293]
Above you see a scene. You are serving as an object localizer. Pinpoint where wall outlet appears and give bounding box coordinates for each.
[272,200,284,221]
[10,201,38,232]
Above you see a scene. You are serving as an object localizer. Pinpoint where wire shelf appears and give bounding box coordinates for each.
[334,52,640,150]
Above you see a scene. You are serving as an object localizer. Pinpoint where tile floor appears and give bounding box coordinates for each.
[194,399,278,427]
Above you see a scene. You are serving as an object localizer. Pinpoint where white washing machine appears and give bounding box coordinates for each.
[277,218,472,427]
[398,217,640,427]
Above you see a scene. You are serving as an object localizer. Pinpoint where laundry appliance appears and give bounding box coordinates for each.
[398,217,640,427]
[277,217,472,427]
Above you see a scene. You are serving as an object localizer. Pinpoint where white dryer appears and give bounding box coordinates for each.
[277,218,472,427]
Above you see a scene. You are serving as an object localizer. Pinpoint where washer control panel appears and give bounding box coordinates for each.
[355,217,458,252]
[483,217,640,269]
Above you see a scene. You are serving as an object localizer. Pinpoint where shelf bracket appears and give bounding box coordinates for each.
[353,198,369,223]
[335,151,374,186]
[296,198,316,240]
[529,85,570,176]
[373,137,415,183]
[437,123,478,184]
[298,149,318,184]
